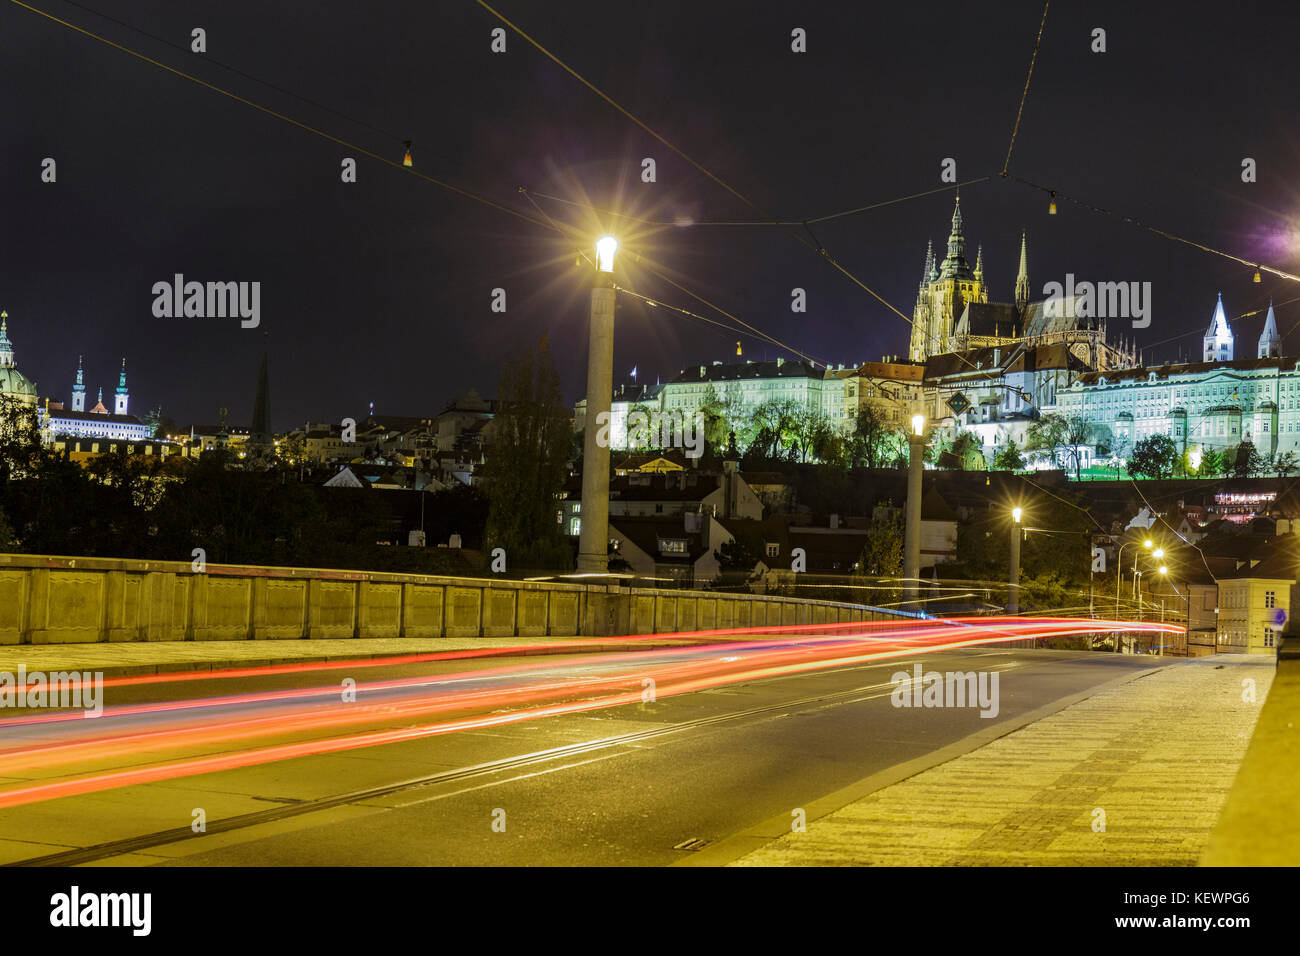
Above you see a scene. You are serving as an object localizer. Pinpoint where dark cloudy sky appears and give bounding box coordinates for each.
[3,0,1300,430]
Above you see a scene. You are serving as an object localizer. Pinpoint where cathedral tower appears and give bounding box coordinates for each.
[1203,293,1234,363]
[908,196,987,360]
[1258,300,1281,358]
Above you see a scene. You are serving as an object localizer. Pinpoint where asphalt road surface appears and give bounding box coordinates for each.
[0,645,1160,866]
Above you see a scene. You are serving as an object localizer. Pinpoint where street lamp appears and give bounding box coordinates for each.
[1009,506,1023,616]
[576,235,619,574]
[595,235,618,273]
[1132,538,1155,601]
[903,414,926,608]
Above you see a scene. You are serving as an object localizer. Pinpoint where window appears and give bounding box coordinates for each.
[1264,628,1275,648]
[765,542,779,558]
[1265,590,1276,609]
[659,537,687,554]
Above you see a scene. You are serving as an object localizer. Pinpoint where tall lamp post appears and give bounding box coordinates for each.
[1116,538,1155,618]
[576,236,618,574]
[903,414,925,609]
[1008,506,1023,616]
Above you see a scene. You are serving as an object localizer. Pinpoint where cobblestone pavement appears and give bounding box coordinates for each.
[731,655,1274,866]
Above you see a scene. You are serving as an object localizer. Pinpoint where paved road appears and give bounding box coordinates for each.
[0,646,1160,866]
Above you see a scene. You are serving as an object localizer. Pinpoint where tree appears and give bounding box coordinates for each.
[750,398,801,459]
[1271,450,1298,478]
[859,510,903,576]
[1027,413,1090,479]
[1199,448,1224,477]
[946,432,985,470]
[1127,434,1177,480]
[624,402,654,452]
[1232,440,1263,478]
[788,406,836,463]
[848,405,901,469]
[714,528,765,588]
[0,394,43,484]
[482,334,573,571]
[993,438,1025,471]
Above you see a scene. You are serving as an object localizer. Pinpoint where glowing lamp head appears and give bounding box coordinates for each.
[595,236,618,273]
[1143,539,1153,550]
[911,414,925,436]
[1159,565,1168,576]
[1153,547,1165,559]
[1012,506,1023,524]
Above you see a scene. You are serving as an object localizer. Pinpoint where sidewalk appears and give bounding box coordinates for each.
[725,655,1274,866]
[0,635,699,678]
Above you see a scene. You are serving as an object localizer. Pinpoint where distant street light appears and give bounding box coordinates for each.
[903,414,925,608]
[576,236,618,574]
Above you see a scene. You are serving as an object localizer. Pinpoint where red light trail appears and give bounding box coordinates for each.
[0,616,1177,811]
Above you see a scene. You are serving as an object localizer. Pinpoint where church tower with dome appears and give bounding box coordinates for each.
[0,310,39,411]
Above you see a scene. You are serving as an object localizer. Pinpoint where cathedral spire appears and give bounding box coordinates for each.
[1203,292,1234,363]
[1258,299,1282,358]
[1014,231,1030,312]
[973,244,984,282]
[920,239,934,289]
[937,195,973,279]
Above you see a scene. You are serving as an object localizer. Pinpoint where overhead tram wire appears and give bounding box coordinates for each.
[516,187,835,366]
[15,0,835,373]
[51,0,406,143]
[473,0,979,370]
[1007,175,1300,285]
[528,177,994,228]
[1000,1,1051,177]
[7,0,551,232]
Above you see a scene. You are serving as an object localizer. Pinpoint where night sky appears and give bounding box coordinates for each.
[4,0,1300,431]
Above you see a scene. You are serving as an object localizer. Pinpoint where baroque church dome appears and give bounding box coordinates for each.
[0,311,37,405]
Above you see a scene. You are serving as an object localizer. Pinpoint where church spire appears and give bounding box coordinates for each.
[919,239,934,290]
[1014,231,1030,312]
[0,311,14,369]
[72,355,86,412]
[1203,292,1234,363]
[936,195,973,279]
[973,244,984,282]
[1258,299,1282,358]
[114,358,129,415]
